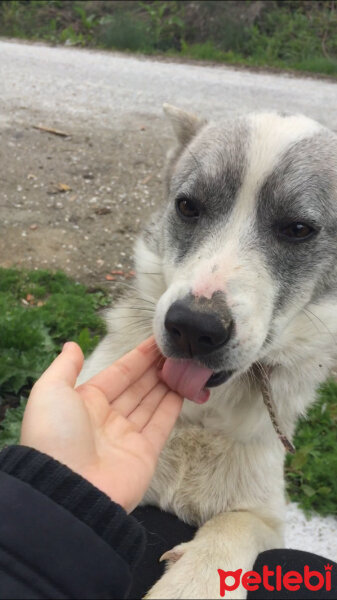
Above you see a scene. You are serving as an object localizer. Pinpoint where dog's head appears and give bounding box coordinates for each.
[141,106,337,389]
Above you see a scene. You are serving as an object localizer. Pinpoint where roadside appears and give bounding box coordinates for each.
[1,40,336,302]
[0,0,336,77]
[0,109,167,297]
[3,36,337,83]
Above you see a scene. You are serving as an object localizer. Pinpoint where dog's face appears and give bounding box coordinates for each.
[149,107,337,384]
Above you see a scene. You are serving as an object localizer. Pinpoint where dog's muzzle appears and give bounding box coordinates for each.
[159,293,235,402]
[164,296,233,358]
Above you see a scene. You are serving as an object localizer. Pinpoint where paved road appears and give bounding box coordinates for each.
[1,39,336,129]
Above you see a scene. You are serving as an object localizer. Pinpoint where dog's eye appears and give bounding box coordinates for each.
[278,222,316,241]
[176,197,200,221]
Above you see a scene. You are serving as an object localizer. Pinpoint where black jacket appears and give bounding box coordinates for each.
[0,445,146,599]
[1,447,336,600]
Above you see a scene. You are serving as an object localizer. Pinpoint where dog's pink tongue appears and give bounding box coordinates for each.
[160,358,213,404]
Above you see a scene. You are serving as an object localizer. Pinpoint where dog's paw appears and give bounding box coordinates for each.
[159,542,190,564]
[144,539,247,599]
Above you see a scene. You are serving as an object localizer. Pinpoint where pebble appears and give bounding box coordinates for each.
[286,503,337,561]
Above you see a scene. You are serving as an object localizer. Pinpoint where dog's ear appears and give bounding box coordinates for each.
[163,103,206,146]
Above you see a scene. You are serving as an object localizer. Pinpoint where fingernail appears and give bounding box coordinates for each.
[62,342,72,352]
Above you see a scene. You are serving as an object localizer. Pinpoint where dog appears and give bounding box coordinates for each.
[79,105,337,598]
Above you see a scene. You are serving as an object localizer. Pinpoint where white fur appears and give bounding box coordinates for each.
[79,109,337,599]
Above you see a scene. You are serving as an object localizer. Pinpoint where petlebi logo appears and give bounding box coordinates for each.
[218,563,333,597]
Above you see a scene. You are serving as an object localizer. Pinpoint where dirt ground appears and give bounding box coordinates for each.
[1,39,337,301]
[0,113,171,298]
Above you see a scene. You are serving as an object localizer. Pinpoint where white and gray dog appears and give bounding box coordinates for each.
[80,105,337,598]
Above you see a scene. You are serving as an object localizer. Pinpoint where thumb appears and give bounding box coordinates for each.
[38,342,84,389]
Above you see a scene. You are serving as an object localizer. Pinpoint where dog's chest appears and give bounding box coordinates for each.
[143,407,283,527]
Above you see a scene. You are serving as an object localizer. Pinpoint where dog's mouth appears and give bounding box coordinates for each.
[160,358,234,404]
[206,369,233,387]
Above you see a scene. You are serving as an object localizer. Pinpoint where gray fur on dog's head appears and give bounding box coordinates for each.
[143,105,337,376]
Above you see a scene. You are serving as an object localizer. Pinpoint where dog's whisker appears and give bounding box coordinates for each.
[133,296,156,305]
[242,371,252,399]
[108,319,153,327]
[135,255,162,266]
[113,316,152,324]
[125,306,155,313]
[136,271,163,276]
[110,320,152,332]
[111,281,157,302]
[303,308,337,346]
[302,309,321,335]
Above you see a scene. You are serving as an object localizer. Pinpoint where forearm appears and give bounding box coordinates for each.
[0,445,146,599]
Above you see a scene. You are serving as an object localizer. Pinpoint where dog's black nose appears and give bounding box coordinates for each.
[165,300,233,357]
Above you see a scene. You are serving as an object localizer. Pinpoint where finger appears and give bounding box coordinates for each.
[83,336,162,402]
[127,382,169,431]
[142,391,183,453]
[79,384,111,428]
[37,342,84,389]
[111,364,160,416]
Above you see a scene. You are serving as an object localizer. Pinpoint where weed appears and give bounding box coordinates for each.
[180,40,229,62]
[0,1,336,77]
[0,398,26,447]
[99,11,151,52]
[286,379,337,516]
[139,0,184,51]
[0,268,109,398]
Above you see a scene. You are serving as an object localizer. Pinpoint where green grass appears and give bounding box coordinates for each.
[0,267,109,400]
[177,37,337,77]
[0,1,336,78]
[286,379,337,516]
[0,398,26,447]
[0,268,336,516]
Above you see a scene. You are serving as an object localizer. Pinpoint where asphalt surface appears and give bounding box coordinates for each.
[1,39,337,127]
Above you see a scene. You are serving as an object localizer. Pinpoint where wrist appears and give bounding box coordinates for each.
[81,464,139,514]
[0,445,146,568]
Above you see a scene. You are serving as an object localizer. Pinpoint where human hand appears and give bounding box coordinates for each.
[20,337,183,512]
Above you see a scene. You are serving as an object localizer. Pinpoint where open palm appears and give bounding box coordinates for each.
[21,337,183,512]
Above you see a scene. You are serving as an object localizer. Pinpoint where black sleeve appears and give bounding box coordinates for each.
[0,445,146,600]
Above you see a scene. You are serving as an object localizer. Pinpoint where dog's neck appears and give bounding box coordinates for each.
[249,363,295,453]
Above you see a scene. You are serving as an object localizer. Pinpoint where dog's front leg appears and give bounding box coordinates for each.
[144,510,283,600]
